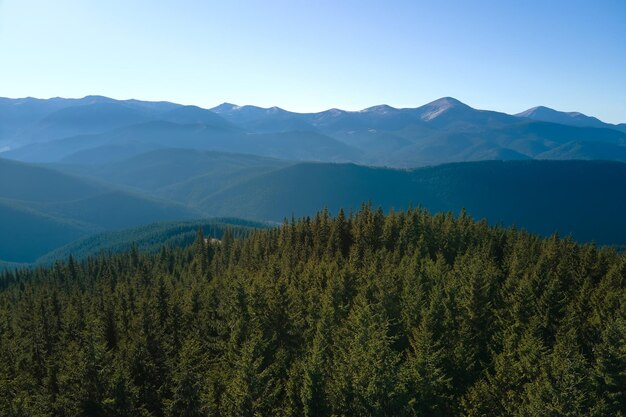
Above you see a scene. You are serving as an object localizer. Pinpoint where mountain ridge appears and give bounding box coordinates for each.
[2,94,626,168]
[3,94,623,125]
[0,157,199,262]
[2,154,626,264]
[516,105,626,132]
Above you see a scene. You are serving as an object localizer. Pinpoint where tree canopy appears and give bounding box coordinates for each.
[0,205,624,416]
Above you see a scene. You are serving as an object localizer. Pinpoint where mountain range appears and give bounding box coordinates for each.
[1,95,625,265]
[516,105,626,132]
[1,95,625,167]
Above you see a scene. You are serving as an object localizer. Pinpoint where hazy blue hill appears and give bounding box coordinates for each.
[201,162,409,219]
[241,130,361,161]
[307,105,424,133]
[59,143,163,165]
[30,102,152,140]
[8,98,179,148]
[0,156,200,228]
[36,218,267,264]
[292,98,626,166]
[211,103,316,133]
[213,98,516,142]
[160,105,238,128]
[36,190,200,230]
[494,121,626,147]
[456,143,532,162]
[0,97,71,146]
[516,105,621,130]
[0,96,178,150]
[3,154,626,262]
[4,133,117,163]
[201,160,626,244]
[5,118,359,164]
[155,164,285,208]
[377,119,626,167]
[399,120,626,165]
[0,157,106,201]
[537,141,626,162]
[0,199,91,262]
[307,108,380,132]
[406,97,517,128]
[179,98,626,167]
[0,158,199,262]
[0,96,122,144]
[3,95,626,167]
[404,161,626,244]
[4,94,625,165]
[56,148,290,195]
[304,98,516,137]
[331,129,415,162]
[15,110,624,167]
[114,97,181,114]
[3,121,234,163]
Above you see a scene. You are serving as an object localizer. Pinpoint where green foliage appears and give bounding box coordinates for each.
[38,218,263,264]
[0,206,624,416]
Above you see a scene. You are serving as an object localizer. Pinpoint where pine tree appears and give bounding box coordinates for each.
[222,324,278,416]
[0,206,623,416]
[103,367,136,417]
[516,329,592,417]
[401,307,453,416]
[328,295,403,416]
[192,228,209,278]
[167,338,206,417]
[590,318,626,415]
[300,293,334,417]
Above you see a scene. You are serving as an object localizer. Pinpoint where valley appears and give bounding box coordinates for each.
[1,95,625,265]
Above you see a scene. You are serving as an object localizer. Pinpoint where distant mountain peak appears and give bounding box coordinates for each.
[211,102,240,113]
[516,105,558,117]
[417,97,470,121]
[78,95,119,105]
[515,105,610,129]
[517,105,595,119]
[428,97,467,107]
[360,104,397,114]
[325,108,348,116]
[82,95,111,101]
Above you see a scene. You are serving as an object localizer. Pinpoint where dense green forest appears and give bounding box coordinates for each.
[35,218,267,266]
[0,206,624,416]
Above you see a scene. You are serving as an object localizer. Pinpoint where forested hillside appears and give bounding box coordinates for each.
[1,206,624,416]
[53,157,626,245]
[5,156,626,265]
[36,218,267,265]
[201,160,626,244]
[0,157,198,262]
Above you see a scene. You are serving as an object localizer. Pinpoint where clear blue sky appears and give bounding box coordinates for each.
[1,0,624,122]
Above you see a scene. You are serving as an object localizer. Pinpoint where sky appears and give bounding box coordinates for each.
[0,0,625,123]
